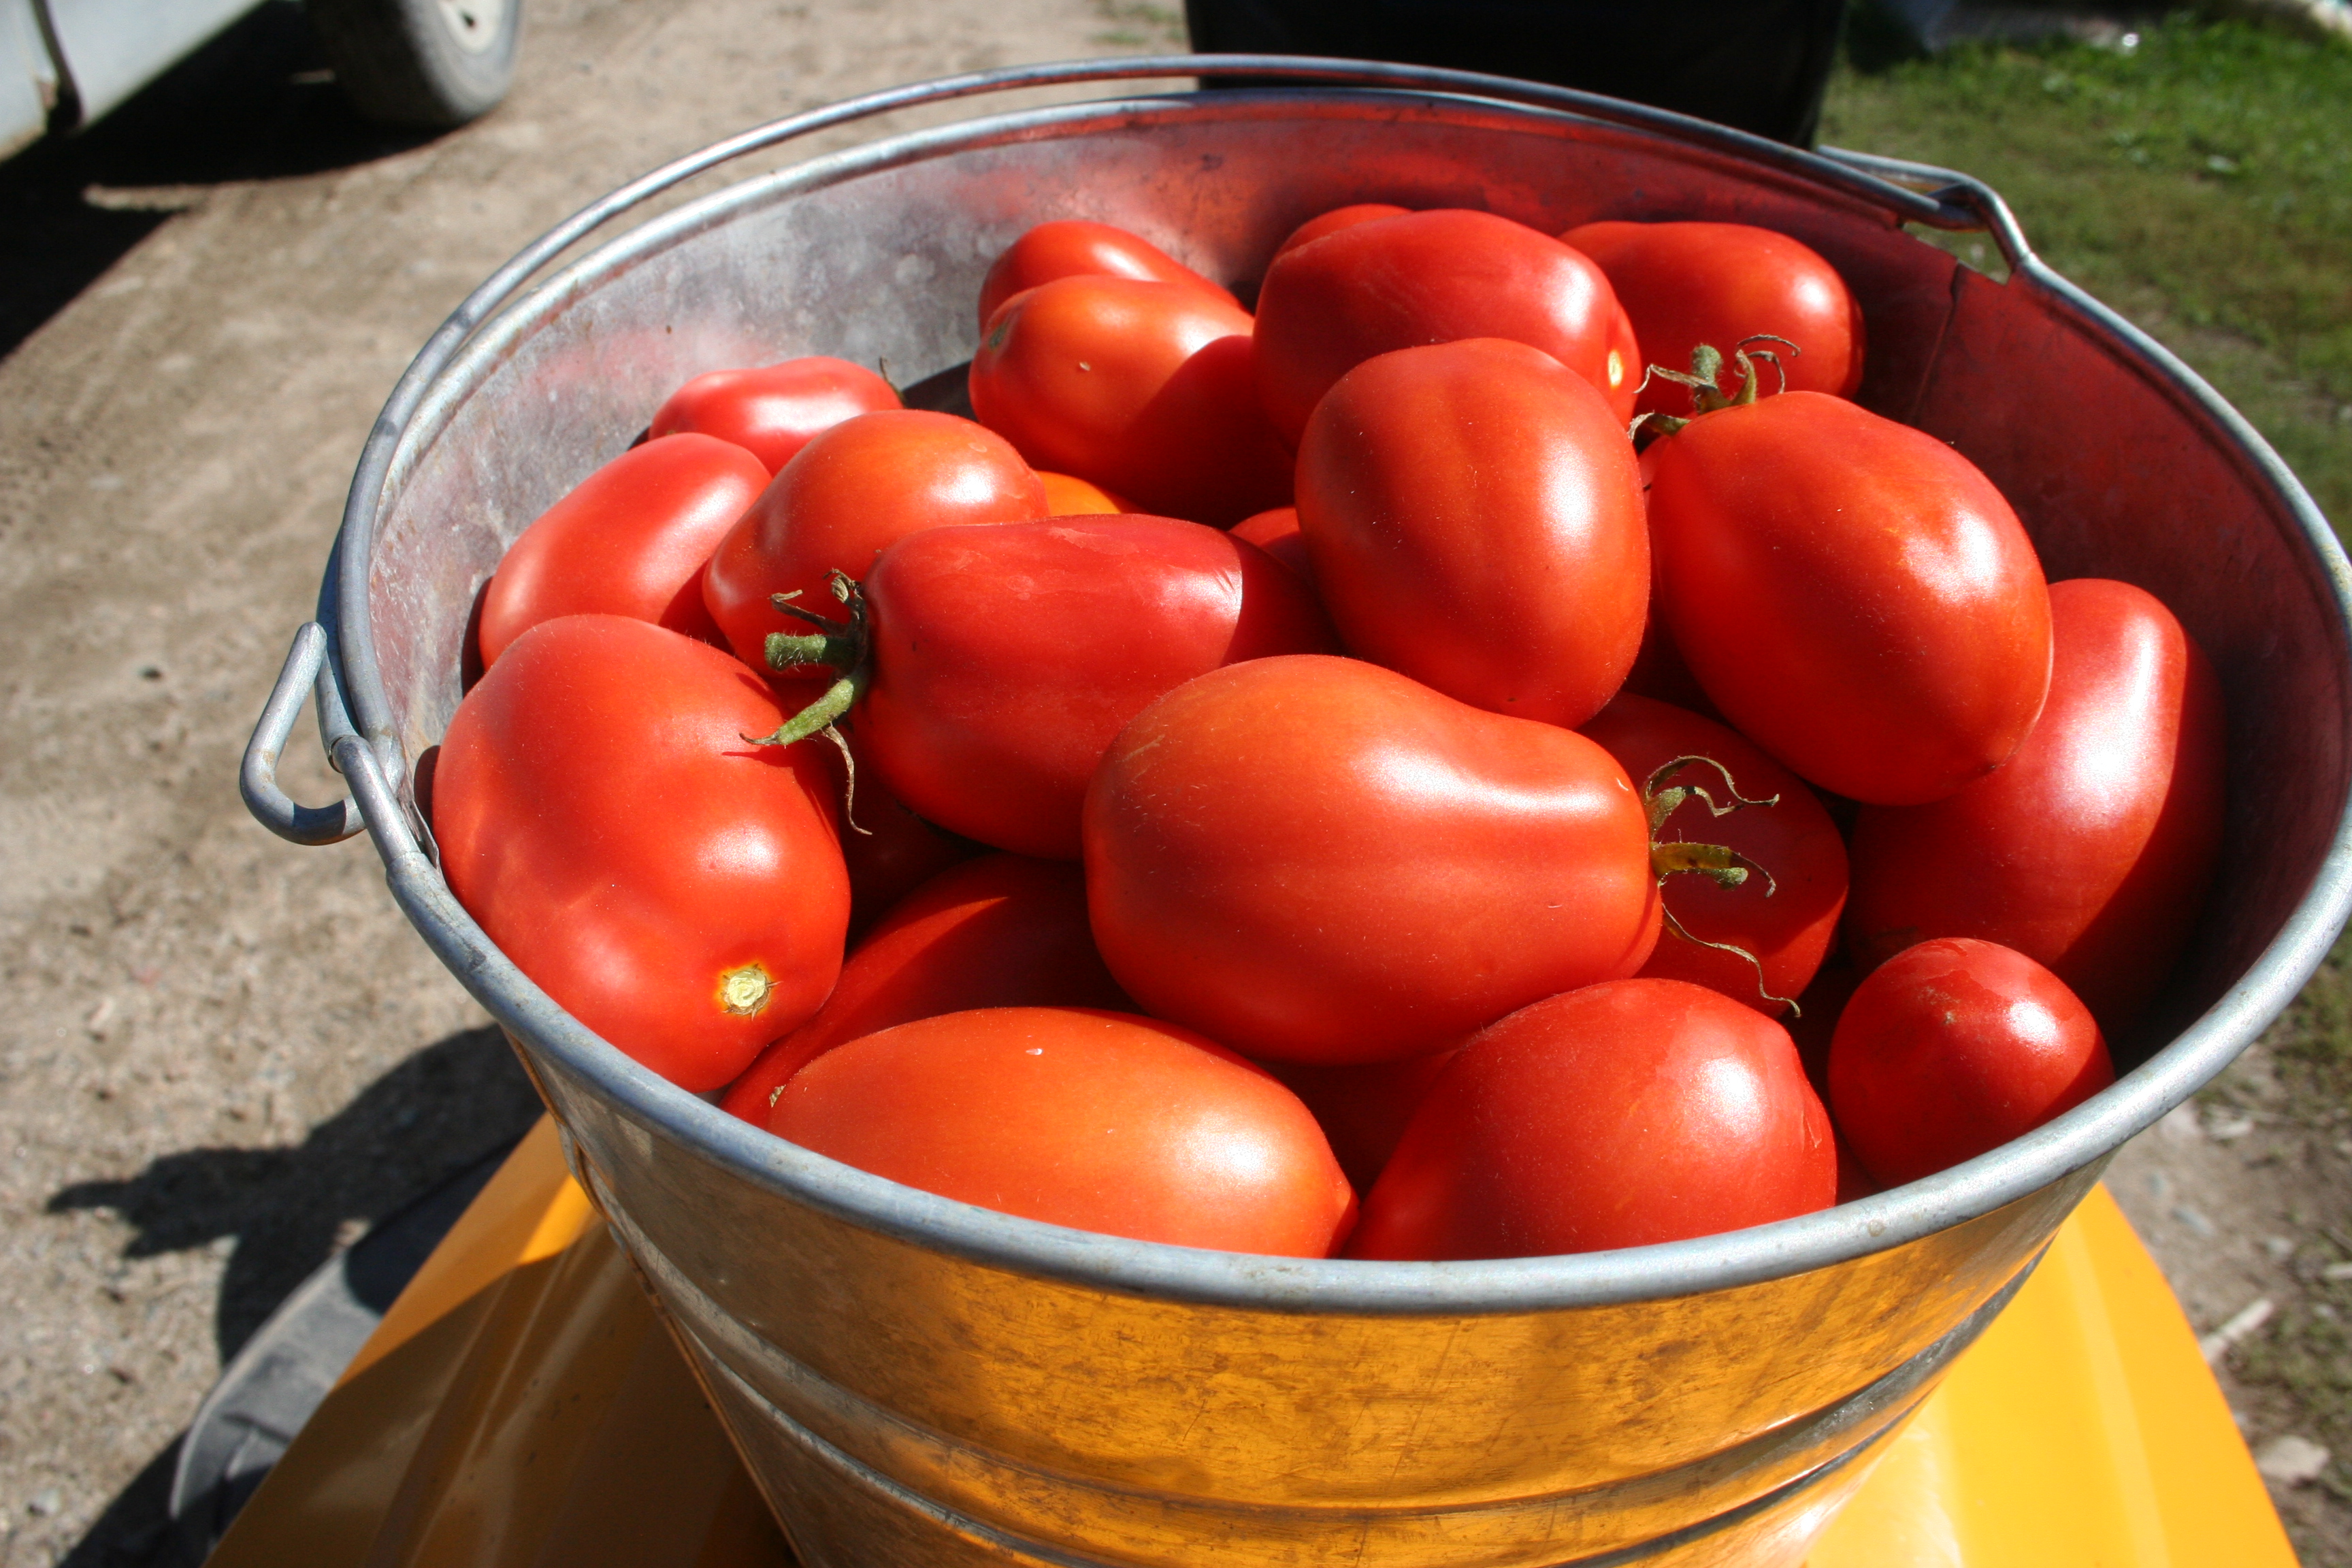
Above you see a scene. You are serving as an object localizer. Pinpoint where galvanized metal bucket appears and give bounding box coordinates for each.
[242,57,2352,1568]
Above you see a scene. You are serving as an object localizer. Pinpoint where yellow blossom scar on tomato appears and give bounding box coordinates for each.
[717,962,775,1017]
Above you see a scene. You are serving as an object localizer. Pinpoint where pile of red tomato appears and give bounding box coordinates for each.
[427,203,2225,1264]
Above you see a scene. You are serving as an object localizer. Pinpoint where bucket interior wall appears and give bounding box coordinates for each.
[350,86,2349,1568]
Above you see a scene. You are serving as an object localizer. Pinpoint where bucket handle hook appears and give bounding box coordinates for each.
[241,623,364,845]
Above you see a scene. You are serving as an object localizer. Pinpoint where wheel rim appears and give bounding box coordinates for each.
[436,0,507,54]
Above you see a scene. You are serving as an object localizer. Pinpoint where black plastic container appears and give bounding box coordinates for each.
[1183,0,1849,146]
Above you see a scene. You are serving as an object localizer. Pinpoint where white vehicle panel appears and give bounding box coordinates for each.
[45,0,261,123]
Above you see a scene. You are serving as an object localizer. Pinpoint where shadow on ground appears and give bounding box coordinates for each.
[45,1025,542,1565]
[0,0,440,359]
[49,1024,542,1362]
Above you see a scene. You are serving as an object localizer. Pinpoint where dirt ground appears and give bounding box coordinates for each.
[0,2,2341,1565]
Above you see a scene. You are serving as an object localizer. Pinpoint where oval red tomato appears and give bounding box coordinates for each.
[968,275,1292,526]
[1036,471,1132,516]
[702,410,1046,675]
[434,615,848,1092]
[1252,208,1631,445]
[853,515,1335,858]
[1084,655,1661,1066]
[819,717,979,940]
[1562,220,1865,416]
[1350,979,1835,1259]
[977,219,1238,330]
[1270,202,1411,261]
[476,434,768,666]
[1646,391,2053,805]
[1828,938,2112,1188]
[1579,693,1849,1013]
[721,853,1129,1123]
[769,1007,1356,1256]
[1229,505,1310,583]
[1296,337,1648,729]
[649,355,902,474]
[1844,578,2225,1034]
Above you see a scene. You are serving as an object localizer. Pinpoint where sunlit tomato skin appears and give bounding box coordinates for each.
[1563,221,1865,418]
[649,357,902,475]
[770,1007,1357,1256]
[1844,578,2225,1035]
[434,615,848,1092]
[1297,338,1648,729]
[969,276,1293,527]
[1260,1048,1459,1192]
[477,434,768,667]
[1599,299,1642,424]
[1230,505,1310,583]
[1085,655,1662,1066]
[1829,938,2112,1188]
[721,854,1129,1123]
[976,219,1239,330]
[702,410,1046,676]
[1036,470,1134,515]
[1580,693,1848,1014]
[1271,202,1411,261]
[1350,979,1835,1260]
[858,516,1335,859]
[1648,392,2053,805]
[1252,209,1628,446]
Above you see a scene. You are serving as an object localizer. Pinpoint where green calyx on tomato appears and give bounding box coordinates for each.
[747,570,872,744]
[1630,336,1797,444]
[742,569,877,833]
[1642,753,1799,1015]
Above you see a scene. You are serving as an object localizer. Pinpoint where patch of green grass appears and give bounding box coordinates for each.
[1821,16,2352,530]
[1091,0,1184,48]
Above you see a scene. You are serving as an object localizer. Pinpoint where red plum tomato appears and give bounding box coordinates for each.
[1647,392,2053,805]
[702,410,1046,676]
[818,717,979,940]
[1036,471,1134,516]
[1230,506,1311,584]
[1296,338,1648,729]
[968,276,1292,526]
[1270,202,1411,261]
[1829,938,2112,1188]
[856,514,1335,858]
[1563,220,1864,417]
[768,1007,1357,1256]
[721,854,1128,1123]
[476,434,767,666]
[976,219,1238,330]
[1580,693,1848,1013]
[1083,655,1661,1066]
[1845,578,2225,1035]
[649,356,901,475]
[434,615,848,1092]
[1252,209,1629,445]
[1350,979,1835,1259]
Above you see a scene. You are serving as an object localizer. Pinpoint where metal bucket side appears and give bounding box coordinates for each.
[313,63,2352,1568]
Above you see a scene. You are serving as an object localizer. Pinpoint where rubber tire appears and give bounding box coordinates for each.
[307,0,519,130]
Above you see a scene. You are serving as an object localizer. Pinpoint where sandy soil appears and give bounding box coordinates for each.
[0,1,1181,1563]
[0,2,2341,1565]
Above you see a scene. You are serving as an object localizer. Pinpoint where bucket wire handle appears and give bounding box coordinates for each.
[1817,145,2040,275]
[241,623,363,845]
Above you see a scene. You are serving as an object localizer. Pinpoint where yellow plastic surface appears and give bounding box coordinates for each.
[208,1120,2294,1568]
